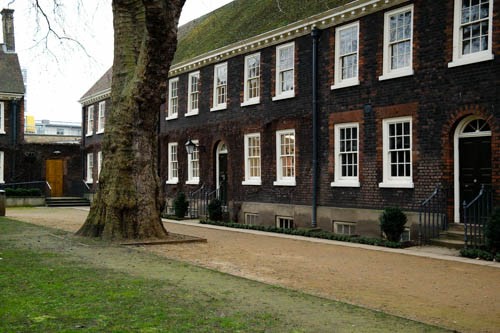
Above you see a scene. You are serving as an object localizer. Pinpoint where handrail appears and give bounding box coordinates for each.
[45,181,52,191]
[418,185,447,245]
[463,184,492,248]
[82,180,90,191]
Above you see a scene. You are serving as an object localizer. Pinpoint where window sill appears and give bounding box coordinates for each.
[273,179,296,187]
[242,179,262,186]
[85,133,93,137]
[448,52,494,68]
[185,180,199,185]
[165,115,178,121]
[96,130,104,134]
[331,79,359,90]
[378,181,414,189]
[272,92,295,101]
[165,179,178,185]
[85,180,93,184]
[241,98,260,107]
[210,104,227,112]
[185,111,199,117]
[330,181,360,188]
[0,131,6,135]
[379,69,414,81]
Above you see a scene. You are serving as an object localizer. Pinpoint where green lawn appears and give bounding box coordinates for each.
[0,218,450,332]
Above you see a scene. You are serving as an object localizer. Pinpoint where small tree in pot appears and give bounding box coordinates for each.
[380,207,407,242]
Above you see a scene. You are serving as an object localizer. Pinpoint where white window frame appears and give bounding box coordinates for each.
[86,153,94,183]
[166,142,179,184]
[186,139,199,185]
[333,221,357,235]
[379,116,414,188]
[449,0,494,67]
[379,4,414,81]
[276,216,294,229]
[332,21,360,90]
[244,213,259,225]
[97,101,105,133]
[0,102,5,134]
[273,42,295,100]
[0,151,4,183]
[97,151,103,181]
[166,77,179,120]
[186,71,200,116]
[242,133,261,186]
[331,123,360,187]
[211,62,227,111]
[242,52,261,106]
[274,129,296,186]
[86,105,94,136]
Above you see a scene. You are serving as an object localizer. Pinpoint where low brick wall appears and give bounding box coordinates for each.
[6,197,46,207]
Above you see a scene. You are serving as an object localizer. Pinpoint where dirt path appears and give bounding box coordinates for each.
[7,207,500,333]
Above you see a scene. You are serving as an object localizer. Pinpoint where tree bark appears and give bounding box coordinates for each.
[77,0,185,240]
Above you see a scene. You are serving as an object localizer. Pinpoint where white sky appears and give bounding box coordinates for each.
[0,0,233,122]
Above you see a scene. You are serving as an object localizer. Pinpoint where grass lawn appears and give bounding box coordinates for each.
[0,218,450,332]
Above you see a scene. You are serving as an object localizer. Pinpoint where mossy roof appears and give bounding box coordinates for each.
[0,51,24,95]
[173,0,353,64]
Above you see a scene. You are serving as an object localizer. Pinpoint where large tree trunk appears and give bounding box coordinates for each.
[77,0,185,240]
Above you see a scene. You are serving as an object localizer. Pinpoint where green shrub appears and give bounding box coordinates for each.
[379,207,407,242]
[5,188,42,197]
[173,192,189,219]
[485,208,500,253]
[207,199,223,221]
[460,248,495,261]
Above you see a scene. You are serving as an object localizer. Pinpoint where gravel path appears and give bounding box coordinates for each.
[7,207,500,333]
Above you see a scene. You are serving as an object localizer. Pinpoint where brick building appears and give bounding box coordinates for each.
[0,8,82,197]
[82,0,499,240]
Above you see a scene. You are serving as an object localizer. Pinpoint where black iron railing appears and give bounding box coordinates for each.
[463,185,493,248]
[418,185,448,245]
[1,181,52,197]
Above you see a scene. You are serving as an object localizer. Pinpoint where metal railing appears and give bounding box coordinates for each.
[185,182,226,219]
[0,181,52,197]
[463,185,493,248]
[418,185,448,245]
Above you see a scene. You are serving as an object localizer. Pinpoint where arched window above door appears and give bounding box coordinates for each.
[460,118,491,137]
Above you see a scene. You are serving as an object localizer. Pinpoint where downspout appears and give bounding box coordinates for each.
[10,100,18,180]
[311,27,322,229]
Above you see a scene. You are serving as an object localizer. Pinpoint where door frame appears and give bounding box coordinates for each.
[216,142,228,191]
[453,116,491,222]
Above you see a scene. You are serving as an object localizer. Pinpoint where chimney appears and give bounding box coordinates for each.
[1,8,15,52]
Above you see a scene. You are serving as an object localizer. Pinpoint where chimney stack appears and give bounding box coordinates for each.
[1,8,15,52]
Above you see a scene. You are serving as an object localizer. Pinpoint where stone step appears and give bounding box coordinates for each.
[46,197,90,207]
[428,238,464,250]
[440,230,464,241]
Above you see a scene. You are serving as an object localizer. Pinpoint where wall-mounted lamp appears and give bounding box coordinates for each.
[53,150,61,155]
[185,139,197,155]
[363,103,372,114]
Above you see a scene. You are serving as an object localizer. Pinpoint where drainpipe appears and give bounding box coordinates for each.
[311,27,322,229]
[10,100,18,180]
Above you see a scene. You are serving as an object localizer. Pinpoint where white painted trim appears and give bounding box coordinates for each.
[333,21,360,88]
[187,139,199,184]
[333,122,360,186]
[167,142,179,184]
[453,116,492,223]
[97,101,106,133]
[86,153,94,184]
[273,42,295,100]
[274,129,296,186]
[86,105,94,136]
[167,77,179,119]
[216,142,228,190]
[379,4,414,81]
[212,62,228,110]
[187,71,200,115]
[0,102,4,133]
[243,133,261,185]
[169,0,407,76]
[0,93,23,100]
[448,0,494,68]
[0,151,4,184]
[379,116,413,188]
[79,88,111,106]
[243,52,261,105]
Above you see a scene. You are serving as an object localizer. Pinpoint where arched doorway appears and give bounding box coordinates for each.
[453,116,492,222]
[216,142,228,205]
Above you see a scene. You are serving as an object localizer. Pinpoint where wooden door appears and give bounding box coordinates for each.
[46,159,64,197]
[459,136,492,205]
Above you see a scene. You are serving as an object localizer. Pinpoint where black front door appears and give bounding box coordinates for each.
[218,153,228,205]
[459,136,492,206]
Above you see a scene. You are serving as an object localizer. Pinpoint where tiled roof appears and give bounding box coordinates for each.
[80,67,112,101]
[81,0,353,98]
[173,0,352,64]
[0,50,24,95]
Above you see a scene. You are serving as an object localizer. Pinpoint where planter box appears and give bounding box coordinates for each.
[6,197,46,207]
